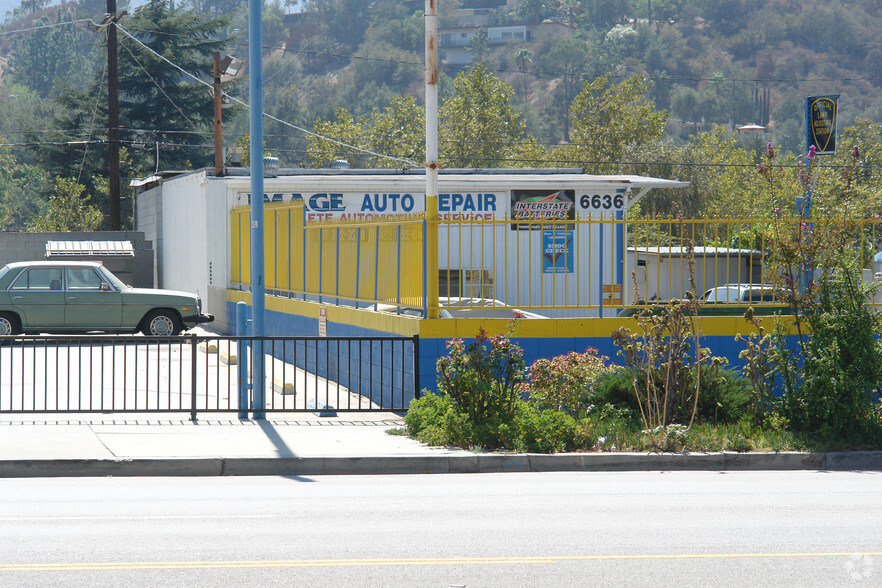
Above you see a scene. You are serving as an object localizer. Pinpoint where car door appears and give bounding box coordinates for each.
[64,267,123,329]
[8,267,66,330]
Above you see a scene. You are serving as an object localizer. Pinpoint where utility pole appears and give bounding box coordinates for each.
[107,0,121,230]
[213,51,223,176]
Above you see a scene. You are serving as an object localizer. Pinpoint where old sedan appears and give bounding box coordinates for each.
[0,261,213,336]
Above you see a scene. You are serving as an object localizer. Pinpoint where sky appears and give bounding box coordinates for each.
[0,0,19,22]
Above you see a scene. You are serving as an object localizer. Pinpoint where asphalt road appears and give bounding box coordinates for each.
[0,470,880,586]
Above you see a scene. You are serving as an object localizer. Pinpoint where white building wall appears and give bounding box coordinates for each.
[159,171,210,298]
[144,171,685,327]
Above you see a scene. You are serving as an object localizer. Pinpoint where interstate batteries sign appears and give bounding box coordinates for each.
[510,190,575,231]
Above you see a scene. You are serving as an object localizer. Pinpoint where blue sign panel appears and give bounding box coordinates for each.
[542,230,574,274]
[805,95,839,155]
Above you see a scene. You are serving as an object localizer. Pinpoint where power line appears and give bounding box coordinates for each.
[4,13,881,88]
[0,17,96,36]
[114,22,420,168]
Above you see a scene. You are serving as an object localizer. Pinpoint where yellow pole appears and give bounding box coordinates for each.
[425,0,440,318]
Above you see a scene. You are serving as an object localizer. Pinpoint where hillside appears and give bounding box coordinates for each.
[2,0,882,173]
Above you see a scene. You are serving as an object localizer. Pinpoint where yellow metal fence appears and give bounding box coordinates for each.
[231,208,882,316]
[231,203,426,309]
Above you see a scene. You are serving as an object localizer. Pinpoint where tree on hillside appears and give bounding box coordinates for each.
[439,63,542,168]
[466,28,490,64]
[307,66,548,169]
[28,0,234,227]
[557,0,583,29]
[299,0,374,50]
[516,0,550,24]
[554,73,667,173]
[0,139,43,231]
[27,177,102,232]
[542,38,589,142]
[115,0,232,168]
[9,9,95,96]
[514,48,533,102]
[308,95,424,168]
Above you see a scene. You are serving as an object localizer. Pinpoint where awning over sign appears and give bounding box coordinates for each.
[45,240,135,257]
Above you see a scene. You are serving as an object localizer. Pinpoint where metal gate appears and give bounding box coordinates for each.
[0,334,419,418]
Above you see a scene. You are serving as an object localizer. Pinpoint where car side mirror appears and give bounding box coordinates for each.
[101,283,110,291]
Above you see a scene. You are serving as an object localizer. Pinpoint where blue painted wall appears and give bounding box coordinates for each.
[227,294,793,406]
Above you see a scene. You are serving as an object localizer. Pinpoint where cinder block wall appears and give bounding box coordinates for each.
[0,231,155,288]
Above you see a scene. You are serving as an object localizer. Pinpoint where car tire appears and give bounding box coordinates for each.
[0,312,21,336]
[141,309,183,337]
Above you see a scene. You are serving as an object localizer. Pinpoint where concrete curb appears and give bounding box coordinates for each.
[1,451,880,478]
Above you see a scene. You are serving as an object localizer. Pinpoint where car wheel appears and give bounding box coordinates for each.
[0,313,21,336]
[141,309,183,337]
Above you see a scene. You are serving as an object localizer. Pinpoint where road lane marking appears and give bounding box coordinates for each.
[1,515,275,522]
[3,553,882,571]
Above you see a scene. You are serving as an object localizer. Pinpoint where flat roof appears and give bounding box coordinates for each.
[46,241,134,257]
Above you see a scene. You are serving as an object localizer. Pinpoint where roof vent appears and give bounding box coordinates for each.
[263,156,280,177]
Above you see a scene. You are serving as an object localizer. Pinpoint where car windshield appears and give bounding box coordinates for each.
[0,265,8,282]
[97,267,129,290]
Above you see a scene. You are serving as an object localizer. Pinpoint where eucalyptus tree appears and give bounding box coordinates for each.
[308,64,548,169]
[308,95,424,168]
[542,37,589,142]
[8,9,96,97]
[554,73,666,174]
[438,63,544,168]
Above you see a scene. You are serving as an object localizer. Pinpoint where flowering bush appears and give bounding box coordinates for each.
[435,327,526,426]
[403,329,600,452]
[527,348,613,417]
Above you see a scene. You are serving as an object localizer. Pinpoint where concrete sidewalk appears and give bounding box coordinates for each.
[1,412,881,477]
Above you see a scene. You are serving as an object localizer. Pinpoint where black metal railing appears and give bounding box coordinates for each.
[0,334,419,419]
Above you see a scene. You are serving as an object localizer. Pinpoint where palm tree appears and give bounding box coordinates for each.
[517,0,549,24]
[514,48,533,102]
[558,0,582,29]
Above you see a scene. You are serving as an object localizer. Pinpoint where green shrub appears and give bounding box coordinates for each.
[695,367,753,424]
[594,368,642,412]
[436,328,526,426]
[785,257,882,434]
[612,291,729,428]
[593,366,751,424]
[514,402,595,453]
[403,393,464,446]
[404,393,595,453]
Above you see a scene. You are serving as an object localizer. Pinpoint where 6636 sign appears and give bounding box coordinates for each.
[579,193,625,210]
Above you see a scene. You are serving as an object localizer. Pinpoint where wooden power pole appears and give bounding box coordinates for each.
[214,51,223,176]
[107,0,121,230]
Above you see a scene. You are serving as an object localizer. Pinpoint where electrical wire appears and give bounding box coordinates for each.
[2,12,879,172]
[77,56,108,184]
[114,21,421,167]
[0,17,95,36]
[117,33,207,137]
